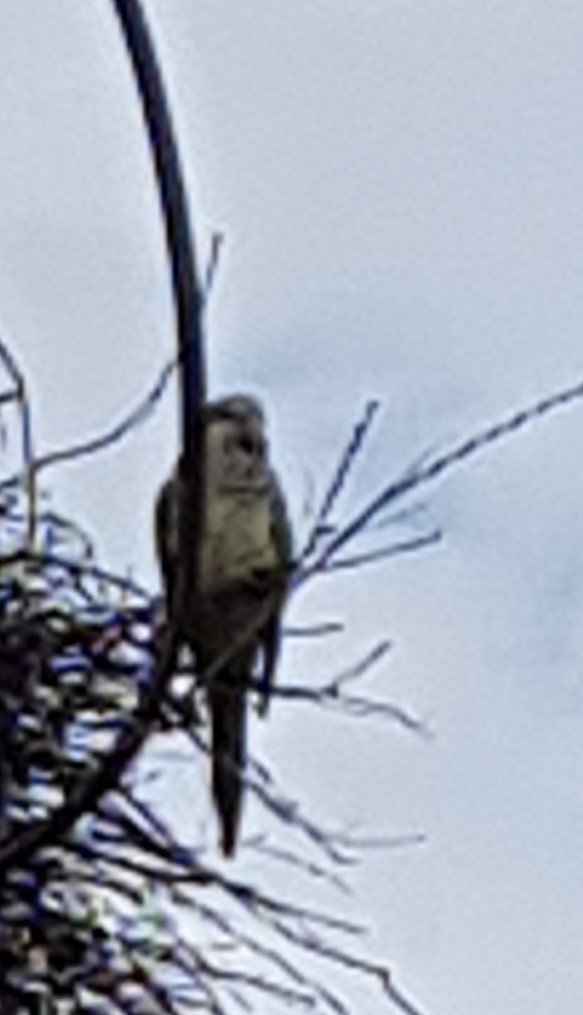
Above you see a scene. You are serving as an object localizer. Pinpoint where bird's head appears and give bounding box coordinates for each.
[205,394,270,491]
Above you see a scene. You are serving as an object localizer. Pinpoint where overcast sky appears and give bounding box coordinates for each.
[2,2,583,1012]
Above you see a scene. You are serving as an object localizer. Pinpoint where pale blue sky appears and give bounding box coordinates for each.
[2,3,583,1012]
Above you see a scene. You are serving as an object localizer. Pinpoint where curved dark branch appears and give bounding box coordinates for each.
[111,0,206,632]
[0,0,204,876]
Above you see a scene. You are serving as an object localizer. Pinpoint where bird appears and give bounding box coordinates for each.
[155,395,292,856]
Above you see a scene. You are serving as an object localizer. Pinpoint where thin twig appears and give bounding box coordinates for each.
[323,529,441,572]
[306,376,583,574]
[301,399,380,563]
[0,236,221,490]
[0,337,36,545]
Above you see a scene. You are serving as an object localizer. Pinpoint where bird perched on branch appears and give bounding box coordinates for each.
[155,395,292,856]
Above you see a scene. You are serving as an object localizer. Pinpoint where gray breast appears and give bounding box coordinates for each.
[200,488,278,593]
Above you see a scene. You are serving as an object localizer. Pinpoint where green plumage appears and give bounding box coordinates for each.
[155,395,291,855]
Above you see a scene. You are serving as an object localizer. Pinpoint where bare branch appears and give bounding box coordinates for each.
[323,529,442,573]
[0,336,36,544]
[300,399,380,562]
[306,375,583,573]
[0,232,222,490]
[9,355,176,482]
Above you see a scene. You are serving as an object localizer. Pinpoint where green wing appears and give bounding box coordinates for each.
[257,473,293,714]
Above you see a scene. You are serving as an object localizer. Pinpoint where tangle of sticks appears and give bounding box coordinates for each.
[0,400,430,1015]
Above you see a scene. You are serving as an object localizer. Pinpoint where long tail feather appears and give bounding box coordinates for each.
[210,676,247,856]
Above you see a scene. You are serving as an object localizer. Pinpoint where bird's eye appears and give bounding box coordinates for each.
[238,435,255,455]
[237,433,264,457]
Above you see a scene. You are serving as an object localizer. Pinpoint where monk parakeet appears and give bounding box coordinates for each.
[155,395,292,856]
